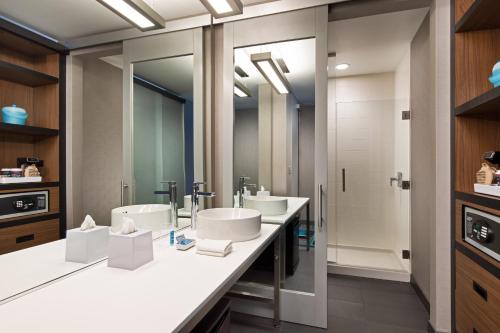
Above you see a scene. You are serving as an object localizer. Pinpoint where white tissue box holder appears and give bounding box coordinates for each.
[108,229,153,270]
[65,226,109,264]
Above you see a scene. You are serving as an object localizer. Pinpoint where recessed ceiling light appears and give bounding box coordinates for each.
[251,52,290,95]
[97,0,165,31]
[200,0,243,19]
[335,63,350,71]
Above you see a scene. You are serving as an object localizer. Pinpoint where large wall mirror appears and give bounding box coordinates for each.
[132,55,194,209]
[0,29,204,304]
[122,29,204,228]
[233,39,316,293]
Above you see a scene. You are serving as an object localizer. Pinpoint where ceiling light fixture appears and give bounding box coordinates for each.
[234,80,251,98]
[97,0,165,31]
[335,63,350,70]
[251,52,290,95]
[199,0,243,19]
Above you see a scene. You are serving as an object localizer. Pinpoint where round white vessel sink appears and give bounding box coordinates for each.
[111,204,171,232]
[196,208,261,242]
[244,196,288,216]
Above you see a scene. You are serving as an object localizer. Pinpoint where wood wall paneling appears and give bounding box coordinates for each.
[33,83,59,129]
[455,117,500,193]
[34,136,59,182]
[455,28,500,107]
[0,133,35,168]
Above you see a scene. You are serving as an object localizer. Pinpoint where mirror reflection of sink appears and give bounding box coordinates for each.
[243,196,288,216]
[111,204,171,232]
[196,208,261,242]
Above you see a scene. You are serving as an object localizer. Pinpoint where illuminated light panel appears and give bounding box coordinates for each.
[98,0,164,31]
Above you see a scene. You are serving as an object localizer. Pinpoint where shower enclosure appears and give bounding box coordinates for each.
[328,99,411,281]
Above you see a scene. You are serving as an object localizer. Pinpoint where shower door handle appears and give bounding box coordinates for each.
[120,180,129,206]
[318,183,323,231]
[342,168,346,192]
[390,172,403,188]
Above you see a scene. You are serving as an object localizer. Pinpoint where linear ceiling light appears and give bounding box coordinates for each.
[234,80,251,98]
[97,0,165,31]
[251,52,290,95]
[199,0,243,19]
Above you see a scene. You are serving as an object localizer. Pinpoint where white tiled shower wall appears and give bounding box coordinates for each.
[327,49,411,271]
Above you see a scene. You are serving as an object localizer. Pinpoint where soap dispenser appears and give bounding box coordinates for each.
[257,186,270,197]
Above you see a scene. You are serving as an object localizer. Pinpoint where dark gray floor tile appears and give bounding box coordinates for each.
[362,289,428,312]
[328,299,365,320]
[365,322,427,333]
[364,304,428,331]
[328,284,363,303]
[327,274,363,289]
[359,278,414,294]
[281,321,326,333]
[327,315,369,333]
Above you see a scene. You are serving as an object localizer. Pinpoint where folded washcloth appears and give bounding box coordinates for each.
[80,214,96,231]
[196,239,232,257]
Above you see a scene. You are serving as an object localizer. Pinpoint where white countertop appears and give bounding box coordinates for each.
[0,224,280,333]
[261,197,310,225]
[0,229,169,303]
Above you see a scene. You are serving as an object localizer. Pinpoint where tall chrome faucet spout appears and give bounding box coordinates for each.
[191,181,215,230]
[154,181,178,228]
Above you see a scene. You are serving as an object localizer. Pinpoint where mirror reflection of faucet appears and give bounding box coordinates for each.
[237,176,256,208]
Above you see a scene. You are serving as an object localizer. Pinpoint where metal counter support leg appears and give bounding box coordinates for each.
[306,202,310,251]
[273,235,281,327]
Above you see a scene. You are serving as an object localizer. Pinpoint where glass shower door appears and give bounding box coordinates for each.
[332,100,410,274]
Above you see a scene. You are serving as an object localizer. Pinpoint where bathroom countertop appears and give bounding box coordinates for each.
[0,224,280,333]
[261,197,310,225]
[0,229,168,303]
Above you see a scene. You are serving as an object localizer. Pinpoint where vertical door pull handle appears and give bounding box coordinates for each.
[120,180,129,206]
[342,168,346,192]
[318,184,323,231]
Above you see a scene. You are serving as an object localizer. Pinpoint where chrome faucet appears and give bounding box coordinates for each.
[154,181,178,228]
[238,176,256,208]
[191,181,215,230]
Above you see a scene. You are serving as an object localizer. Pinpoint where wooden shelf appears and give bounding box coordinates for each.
[0,60,58,87]
[0,30,55,57]
[456,0,500,32]
[455,86,500,120]
[0,181,59,191]
[455,191,500,210]
[0,123,59,137]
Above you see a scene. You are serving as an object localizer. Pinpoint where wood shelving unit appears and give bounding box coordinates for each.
[0,60,59,87]
[0,181,60,191]
[0,123,59,137]
[455,86,500,119]
[456,0,500,32]
[452,0,500,332]
[0,21,66,255]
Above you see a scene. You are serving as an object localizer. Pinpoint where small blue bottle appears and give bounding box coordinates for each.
[169,225,175,246]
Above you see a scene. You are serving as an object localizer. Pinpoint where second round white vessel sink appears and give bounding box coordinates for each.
[244,196,288,216]
[196,208,261,242]
[111,204,171,232]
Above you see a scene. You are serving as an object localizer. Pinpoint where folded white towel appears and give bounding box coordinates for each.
[196,239,232,257]
[80,215,96,231]
[120,217,137,235]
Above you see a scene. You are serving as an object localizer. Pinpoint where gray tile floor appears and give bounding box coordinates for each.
[230,274,429,332]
